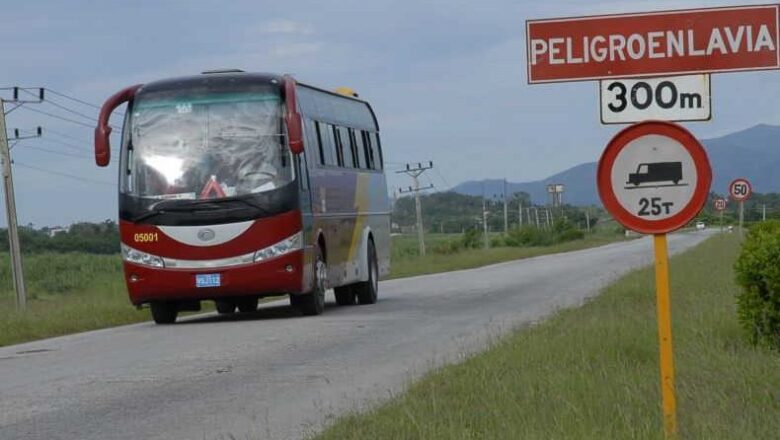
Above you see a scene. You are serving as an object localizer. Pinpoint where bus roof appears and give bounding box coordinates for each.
[136,72,379,132]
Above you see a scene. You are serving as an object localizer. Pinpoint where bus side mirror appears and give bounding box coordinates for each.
[286,112,304,155]
[283,75,304,155]
[94,84,142,167]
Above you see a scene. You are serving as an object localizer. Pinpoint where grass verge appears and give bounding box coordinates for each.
[389,231,625,279]
[315,234,780,440]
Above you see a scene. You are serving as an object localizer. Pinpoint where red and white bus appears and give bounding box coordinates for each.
[94,70,391,324]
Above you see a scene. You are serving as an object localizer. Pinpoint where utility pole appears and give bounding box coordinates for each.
[518,200,523,227]
[503,179,508,234]
[0,87,44,311]
[482,197,489,248]
[762,204,766,221]
[397,161,434,256]
[585,208,591,233]
[534,207,540,228]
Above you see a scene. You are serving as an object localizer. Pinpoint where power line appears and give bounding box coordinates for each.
[434,167,451,190]
[45,88,125,118]
[16,144,91,159]
[13,161,114,186]
[18,105,94,128]
[39,126,91,143]
[21,88,120,130]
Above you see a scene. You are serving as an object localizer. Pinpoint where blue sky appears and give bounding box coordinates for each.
[2,0,780,226]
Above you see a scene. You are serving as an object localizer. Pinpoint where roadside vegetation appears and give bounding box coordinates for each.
[316,234,780,440]
[0,223,624,347]
[390,221,622,279]
[734,220,780,349]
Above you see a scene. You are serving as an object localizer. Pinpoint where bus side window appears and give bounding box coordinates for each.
[372,132,384,170]
[312,120,326,166]
[296,152,309,192]
[340,126,356,168]
[332,125,345,167]
[360,131,374,170]
[354,129,370,169]
[319,122,337,166]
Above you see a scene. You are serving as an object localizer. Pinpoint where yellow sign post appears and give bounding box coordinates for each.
[598,122,711,439]
[653,234,677,439]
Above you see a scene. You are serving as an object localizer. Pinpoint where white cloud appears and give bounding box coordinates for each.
[270,42,322,58]
[258,19,313,35]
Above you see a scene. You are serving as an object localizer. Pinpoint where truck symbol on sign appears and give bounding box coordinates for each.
[626,162,683,188]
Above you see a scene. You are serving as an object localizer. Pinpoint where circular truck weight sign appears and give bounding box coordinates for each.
[729,178,752,201]
[714,198,727,211]
[598,121,712,234]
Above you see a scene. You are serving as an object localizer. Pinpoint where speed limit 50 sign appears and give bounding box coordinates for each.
[598,121,712,233]
[600,75,711,124]
[729,178,752,201]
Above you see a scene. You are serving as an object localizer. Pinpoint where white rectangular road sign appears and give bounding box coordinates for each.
[600,75,711,124]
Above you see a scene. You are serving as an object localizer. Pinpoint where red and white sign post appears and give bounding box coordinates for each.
[729,178,753,234]
[714,198,728,232]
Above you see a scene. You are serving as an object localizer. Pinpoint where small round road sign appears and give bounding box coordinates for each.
[598,121,712,234]
[729,178,752,201]
[714,198,727,211]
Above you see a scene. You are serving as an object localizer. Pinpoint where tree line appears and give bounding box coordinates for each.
[0,220,119,254]
[392,191,601,233]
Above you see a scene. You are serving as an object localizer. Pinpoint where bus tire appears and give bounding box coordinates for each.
[150,302,178,324]
[236,297,258,313]
[356,240,378,305]
[295,247,326,316]
[215,300,236,314]
[334,286,356,306]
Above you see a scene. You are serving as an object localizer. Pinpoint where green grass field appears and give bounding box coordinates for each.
[315,234,780,440]
[389,230,625,279]
[0,230,624,347]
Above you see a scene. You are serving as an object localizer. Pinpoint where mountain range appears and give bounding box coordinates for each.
[452,124,780,205]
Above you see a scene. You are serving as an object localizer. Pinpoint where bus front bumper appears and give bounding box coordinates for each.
[123,250,305,305]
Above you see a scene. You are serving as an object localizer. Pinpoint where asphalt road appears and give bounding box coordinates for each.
[0,231,712,440]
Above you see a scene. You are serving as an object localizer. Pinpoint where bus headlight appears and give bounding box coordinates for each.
[254,232,303,262]
[121,244,165,268]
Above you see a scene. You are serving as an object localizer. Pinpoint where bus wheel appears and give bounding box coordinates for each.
[294,247,326,316]
[334,286,356,305]
[150,302,178,324]
[236,297,258,313]
[215,300,236,315]
[356,240,378,305]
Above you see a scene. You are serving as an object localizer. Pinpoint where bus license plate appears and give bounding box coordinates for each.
[196,273,221,288]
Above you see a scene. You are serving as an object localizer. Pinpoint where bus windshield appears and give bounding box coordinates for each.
[123,90,294,200]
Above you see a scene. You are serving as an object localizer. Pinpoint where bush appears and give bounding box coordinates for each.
[461,229,482,249]
[505,226,553,247]
[734,220,780,349]
[431,240,463,255]
[556,228,584,243]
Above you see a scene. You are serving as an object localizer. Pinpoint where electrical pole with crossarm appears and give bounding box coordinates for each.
[397,161,434,256]
[0,87,44,311]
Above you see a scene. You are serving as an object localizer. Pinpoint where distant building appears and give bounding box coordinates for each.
[47,226,69,238]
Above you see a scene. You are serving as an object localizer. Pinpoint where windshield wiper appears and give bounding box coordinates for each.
[132,197,270,223]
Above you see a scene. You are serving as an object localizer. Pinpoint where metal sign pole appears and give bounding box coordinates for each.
[653,233,677,439]
[739,201,744,236]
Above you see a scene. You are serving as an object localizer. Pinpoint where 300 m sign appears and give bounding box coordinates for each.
[600,75,711,124]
